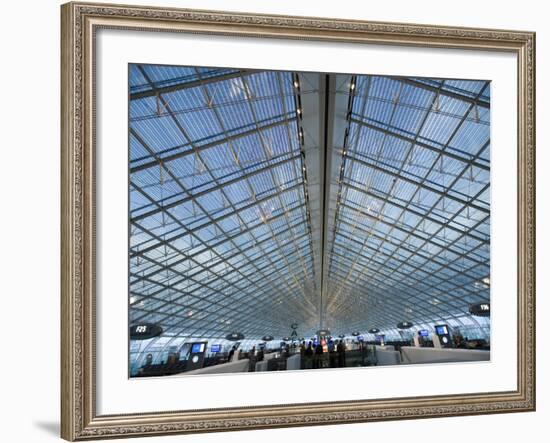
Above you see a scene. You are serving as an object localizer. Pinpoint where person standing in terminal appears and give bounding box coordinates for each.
[314,342,324,369]
[328,339,337,368]
[304,342,313,369]
[228,345,237,362]
[248,346,257,372]
[282,344,290,359]
[337,340,346,368]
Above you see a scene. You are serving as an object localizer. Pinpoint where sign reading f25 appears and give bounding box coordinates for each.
[129,323,163,340]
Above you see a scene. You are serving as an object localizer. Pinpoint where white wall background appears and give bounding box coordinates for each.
[0,1,547,442]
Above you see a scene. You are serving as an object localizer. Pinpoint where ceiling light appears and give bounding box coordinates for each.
[475,277,490,289]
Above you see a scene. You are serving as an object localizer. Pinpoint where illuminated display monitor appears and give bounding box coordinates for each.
[435,325,449,335]
[191,343,205,353]
[210,344,221,353]
[418,330,430,337]
[375,334,385,344]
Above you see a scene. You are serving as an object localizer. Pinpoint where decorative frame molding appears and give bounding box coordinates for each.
[61,2,536,440]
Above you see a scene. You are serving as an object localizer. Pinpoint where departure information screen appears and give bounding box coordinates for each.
[191,343,205,353]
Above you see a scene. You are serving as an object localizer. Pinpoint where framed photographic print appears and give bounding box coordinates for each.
[61,1,536,440]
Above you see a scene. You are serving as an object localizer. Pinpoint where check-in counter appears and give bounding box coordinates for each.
[286,354,301,370]
[173,359,250,375]
[400,347,490,364]
[376,349,401,365]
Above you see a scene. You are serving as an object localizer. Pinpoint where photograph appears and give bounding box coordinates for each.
[128,64,492,377]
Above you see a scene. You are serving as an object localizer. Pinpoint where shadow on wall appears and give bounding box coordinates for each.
[33,421,59,437]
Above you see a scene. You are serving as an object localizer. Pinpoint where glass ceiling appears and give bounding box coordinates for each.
[324,74,490,340]
[128,64,490,352]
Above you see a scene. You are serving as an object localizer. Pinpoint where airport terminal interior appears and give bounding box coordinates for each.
[128,65,491,377]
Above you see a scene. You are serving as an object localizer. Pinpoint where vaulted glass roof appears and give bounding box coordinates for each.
[129,66,319,341]
[324,74,490,338]
[128,64,490,351]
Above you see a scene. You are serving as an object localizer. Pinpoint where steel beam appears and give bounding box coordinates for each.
[130,116,296,173]
[347,153,490,214]
[132,153,300,222]
[350,116,490,171]
[130,69,257,100]
[391,77,490,109]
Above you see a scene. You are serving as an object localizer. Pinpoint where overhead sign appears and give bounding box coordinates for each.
[469,302,490,317]
[225,332,244,341]
[129,323,163,340]
[397,321,413,329]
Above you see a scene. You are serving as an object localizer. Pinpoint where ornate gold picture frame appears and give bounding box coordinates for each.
[61,2,535,440]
